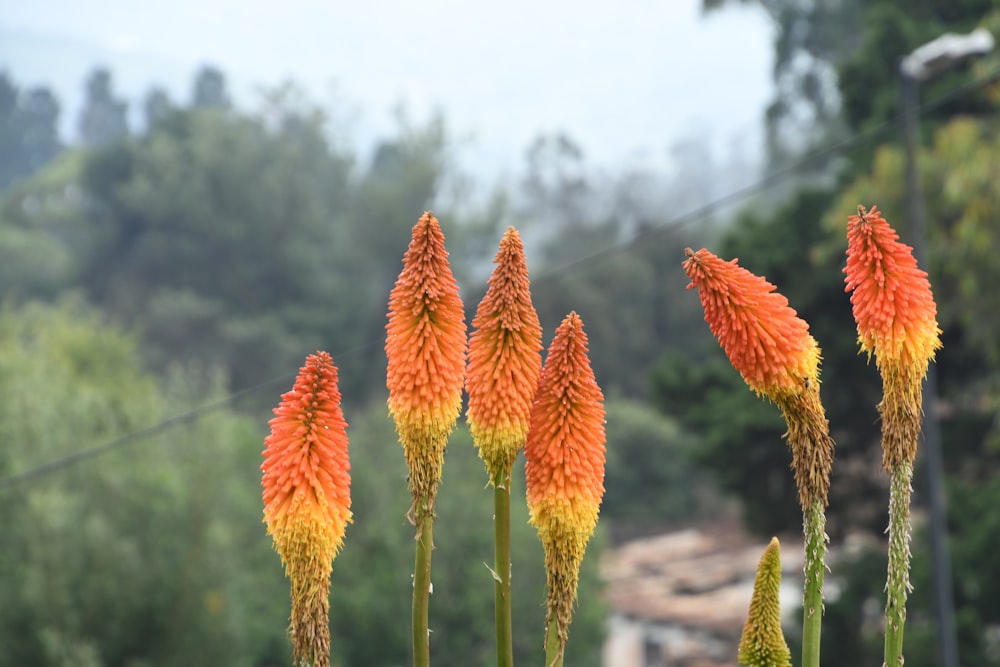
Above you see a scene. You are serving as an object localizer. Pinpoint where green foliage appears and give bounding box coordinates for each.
[651,347,794,535]
[190,65,231,110]
[78,67,129,147]
[512,132,717,399]
[0,69,62,192]
[0,151,84,300]
[532,231,706,399]
[0,84,481,404]
[0,299,288,667]
[704,0,863,161]
[603,398,724,525]
[824,475,1000,667]
[838,3,997,134]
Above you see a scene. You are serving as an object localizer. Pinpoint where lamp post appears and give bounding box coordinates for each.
[899,27,994,667]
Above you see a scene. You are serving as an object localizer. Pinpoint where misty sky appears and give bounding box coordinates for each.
[2,0,773,179]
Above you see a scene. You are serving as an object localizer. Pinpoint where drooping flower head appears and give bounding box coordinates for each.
[844,205,942,469]
[525,312,606,659]
[683,247,820,402]
[262,351,351,667]
[467,226,543,480]
[386,211,467,504]
[738,538,792,667]
[683,247,833,510]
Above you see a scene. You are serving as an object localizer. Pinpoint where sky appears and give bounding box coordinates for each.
[1,0,774,182]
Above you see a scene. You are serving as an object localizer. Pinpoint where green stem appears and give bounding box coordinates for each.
[884,461,913,667]
[543,616,563,667]
[801,499,827,667]
[412,494,434,667]
[493,468,514,667]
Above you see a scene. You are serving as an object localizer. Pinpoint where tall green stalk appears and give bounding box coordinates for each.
[801,499,827,667]
[884,461,913,667]
[412,495,434,667]
[493,468,514,667]
[543,618,563,667]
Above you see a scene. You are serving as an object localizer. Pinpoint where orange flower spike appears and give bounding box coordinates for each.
[261,351,351,667]
[684,248,833,667]
[683,247,821,402]
[844,205,941,379]
[467,226,543,480]
[846,208,943,667]
[386,211,467,503]
[525,312,606,659]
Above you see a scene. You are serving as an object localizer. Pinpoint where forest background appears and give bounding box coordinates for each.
[4,1,1000,665]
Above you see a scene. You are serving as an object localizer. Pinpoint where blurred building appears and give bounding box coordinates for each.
[601,523,803,667]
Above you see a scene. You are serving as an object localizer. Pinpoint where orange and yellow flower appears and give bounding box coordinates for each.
[467,226,543,480]
[525,312,606,659]
[844,205,940,374]
[844,205,941,468]
[262,351,351,667]
[683,247,833,510]
[683,247,820,402]
[386,211,467,505]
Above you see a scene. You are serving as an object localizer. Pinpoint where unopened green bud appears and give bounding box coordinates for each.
[738,537,791,667]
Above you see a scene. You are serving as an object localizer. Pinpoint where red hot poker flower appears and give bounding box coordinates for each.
[845,206,944,667]
[683,247,821,402]
[682,247,833,510]
[385,211,467,504]
[684,248,834,667]
[261,351,351,667]
[466,226,543,479]
[525,312,606,660]
[844,205,941,383]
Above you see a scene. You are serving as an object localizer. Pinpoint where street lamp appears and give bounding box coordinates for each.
[899,26,995,667]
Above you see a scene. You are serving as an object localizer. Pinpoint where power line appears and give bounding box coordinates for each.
[1,65,996,492]
[0,335,386,492]
[0,370,295,492]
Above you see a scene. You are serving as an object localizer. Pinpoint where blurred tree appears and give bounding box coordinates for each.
[338,111,452,398]
[602,398,725,528]
[0,151,82,299]
[531,225,708,399]
[522,133,591,234]
[1,71,492,404]
[143,86,174,129]
[704,0,998,164]
[78,67,129,147]
[70,86,357,391]
[651,346,796,535]
[190,65,231,109]
[0,299,287,667]
[519,133,714,398]
[0,70,62,192]
[702,0,863,162]
[823,470,1000,667]
[837,3,998,135]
